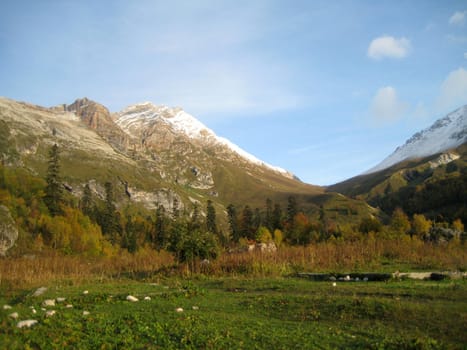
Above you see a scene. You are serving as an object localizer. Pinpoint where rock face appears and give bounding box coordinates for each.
[66,98,129,152]
[0,205,18,256]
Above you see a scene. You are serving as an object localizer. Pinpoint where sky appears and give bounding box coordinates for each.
[1,0,466,185]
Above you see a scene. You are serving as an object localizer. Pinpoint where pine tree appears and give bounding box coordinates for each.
[44,144,63,216]
[286,196,297,227]
[189,203,201,231]
[265,198,273,232]
[227,204,240,242]
[240,205,254,240]
[81,183,93,218]
[206,200,217,234]
[155,204,167,249]
[253,208,261,232]
[99,181,121,243]
[272,203,282,230]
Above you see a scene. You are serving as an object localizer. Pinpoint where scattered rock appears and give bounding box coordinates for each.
[83,290,89,295]
[144,296,151,301]
[56,297,66,303]
[126,295,138,302]
[192,306,199,310]
[32,287,47,297]
[9,312,19,319]
[82,311,90,316]
[17,320,38,328]
[3,304,12,310]
[65,304,73,309]
[42,299,55,307]
[175,307,184,313]
[45,310,56,317]
[332,282,337,287]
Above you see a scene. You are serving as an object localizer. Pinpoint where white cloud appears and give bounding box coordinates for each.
[367,36,411,60]
[369,86,408,123]
[449,11,466,26]
[436,67,467,111]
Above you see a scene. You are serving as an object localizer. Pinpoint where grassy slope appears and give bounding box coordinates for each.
[328,144,467,218]
[1,277,466,349]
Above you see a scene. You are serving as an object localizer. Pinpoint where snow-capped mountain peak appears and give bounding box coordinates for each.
[116,102,293,178]
[366,105,467,174]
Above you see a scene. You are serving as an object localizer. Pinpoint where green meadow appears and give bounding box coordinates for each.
[1,277,466,349]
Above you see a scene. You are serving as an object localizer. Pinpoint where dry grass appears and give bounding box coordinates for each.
[1,238,465,288]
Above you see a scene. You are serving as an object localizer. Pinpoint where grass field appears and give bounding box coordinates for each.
[1,277,466,349]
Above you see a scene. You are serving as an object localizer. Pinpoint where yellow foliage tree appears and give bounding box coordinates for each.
[411,214,432,237]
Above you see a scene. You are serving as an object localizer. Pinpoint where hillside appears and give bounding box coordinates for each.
[329,106,467,222]
[0,97,372,228]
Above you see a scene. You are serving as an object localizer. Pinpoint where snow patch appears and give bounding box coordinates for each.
[116,102,294,178]
[366,105,467,173]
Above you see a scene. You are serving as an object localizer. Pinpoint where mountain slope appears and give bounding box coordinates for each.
[115,102,293,178]
[367,105,467,174]
[329,106,467,222]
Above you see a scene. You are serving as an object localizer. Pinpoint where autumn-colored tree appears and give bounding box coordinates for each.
[390,208,411,236]
[256,226,272,243]
[452,218,464,232]
[411,214,432,237]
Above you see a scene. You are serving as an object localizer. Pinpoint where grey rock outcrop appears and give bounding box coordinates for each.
[0,205,18,256]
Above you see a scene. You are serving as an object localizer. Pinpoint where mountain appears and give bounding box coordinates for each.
[0,96,374,227]
[367,105,467,174]
[329,105,467,222]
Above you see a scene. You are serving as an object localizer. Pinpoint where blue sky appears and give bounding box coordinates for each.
[1,0,466,185]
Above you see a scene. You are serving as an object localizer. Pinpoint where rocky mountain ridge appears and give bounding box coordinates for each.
[367,105,467,174]
[2,97,349,222]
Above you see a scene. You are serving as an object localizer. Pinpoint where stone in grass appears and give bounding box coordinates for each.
[144,296,151,301]
[192,306,199,310]
[32,287,47,297]
[42,299,55,307]
[30,307,37,314]
[45,310,56,317]
[176,307,184,313]
[83,311,90,316]
[17,320,38,328]
[9,312,19,319]
[3,304,12,310]
[83,290,89,295]
[56,297,66,303]
[126,295,139,302]
[65,304,73,309]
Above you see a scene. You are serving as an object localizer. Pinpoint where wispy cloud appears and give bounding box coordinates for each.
[367,36,411,60]
[449,11,466,26]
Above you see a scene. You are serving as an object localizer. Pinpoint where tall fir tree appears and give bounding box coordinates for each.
[44,144,63,216]
[240,205,254,240]
[206,200,217,234]
[286,196,297,227]
[100,181,121,243]
[227,204,240,242]
[155,204,167,250]
[81,183,93,218]
[265,198,273,232]
[272,203,283,230]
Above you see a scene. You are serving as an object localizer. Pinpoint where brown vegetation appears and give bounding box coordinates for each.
[1,238,465,289]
